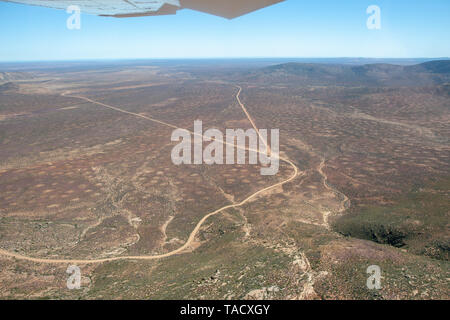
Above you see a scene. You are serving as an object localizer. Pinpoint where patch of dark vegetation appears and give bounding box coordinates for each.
[337,220,407,248]
[333,177,450,261]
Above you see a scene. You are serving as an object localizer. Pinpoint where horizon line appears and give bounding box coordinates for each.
[1,56,449,64]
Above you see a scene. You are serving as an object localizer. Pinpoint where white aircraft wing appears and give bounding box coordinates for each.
[2,0,285,19]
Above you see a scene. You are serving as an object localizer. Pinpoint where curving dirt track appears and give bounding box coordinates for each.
[0,85,300,265]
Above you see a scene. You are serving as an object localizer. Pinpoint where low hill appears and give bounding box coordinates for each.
[0,82,20,92]
[0,71,34,82]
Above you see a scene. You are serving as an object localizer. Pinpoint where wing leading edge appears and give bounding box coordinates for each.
[3,0,285,19]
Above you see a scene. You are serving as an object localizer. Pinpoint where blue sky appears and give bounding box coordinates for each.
[0,0,449,61]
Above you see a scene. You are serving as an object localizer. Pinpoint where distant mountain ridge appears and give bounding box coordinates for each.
[405,60,450,74]
[250,60,450,86]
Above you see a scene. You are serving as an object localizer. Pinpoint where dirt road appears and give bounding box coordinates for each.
[0,85,300,265]
[317,158,350,228]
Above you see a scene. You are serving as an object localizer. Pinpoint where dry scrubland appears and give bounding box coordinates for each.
[0,61,448,299]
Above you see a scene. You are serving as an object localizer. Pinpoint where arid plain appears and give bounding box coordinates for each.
[0,60,448,299]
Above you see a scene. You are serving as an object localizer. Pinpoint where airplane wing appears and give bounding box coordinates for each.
[2,0,285,19]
